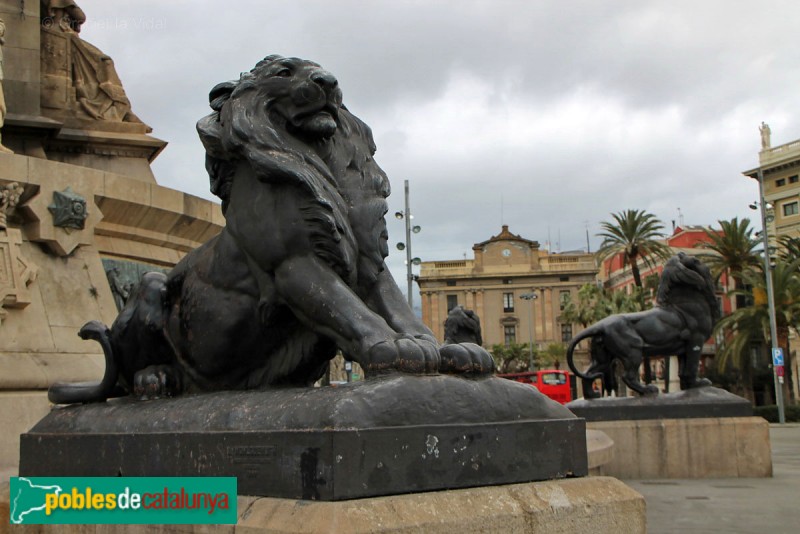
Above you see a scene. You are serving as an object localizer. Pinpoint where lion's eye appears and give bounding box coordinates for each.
[275,68,291,77]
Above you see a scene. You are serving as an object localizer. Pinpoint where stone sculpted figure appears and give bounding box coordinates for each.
[105,267,130,311]
[566,253,719,398]
[41,1,87,33]
[40,1,146,126]
[0,182,25,229]
[0,17,12,154]
[49,55,494,403]
[760,121,771,149]
[444,306,483,346]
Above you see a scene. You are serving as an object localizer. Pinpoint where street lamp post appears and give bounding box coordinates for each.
[520,292,538,371]
[755,168,786,424]
[395,180,421,308]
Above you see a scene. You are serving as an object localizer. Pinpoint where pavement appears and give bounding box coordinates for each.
[627,423,800,533]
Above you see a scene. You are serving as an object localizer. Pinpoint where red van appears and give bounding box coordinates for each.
[498,370,573,404]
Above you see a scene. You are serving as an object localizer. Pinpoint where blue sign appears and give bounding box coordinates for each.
[772,348,784,366]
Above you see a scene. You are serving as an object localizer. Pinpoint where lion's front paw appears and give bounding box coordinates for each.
[365,336,440,375]
[641,384,660,396]
[133,365,181,400]
[439,343,495,376]
[681,377,712,390]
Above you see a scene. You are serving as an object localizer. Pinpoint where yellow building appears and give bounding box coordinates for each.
[743,127,800,242]
[417,226,598,362]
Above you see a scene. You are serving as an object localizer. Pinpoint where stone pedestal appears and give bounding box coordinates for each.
[1,477,647,533]
[588,417,771,479]
[566,386,753,422]
[21,375,589,500]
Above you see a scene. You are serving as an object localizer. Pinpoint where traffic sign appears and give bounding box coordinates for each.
[772,348,785,366]
[776,365,785,377]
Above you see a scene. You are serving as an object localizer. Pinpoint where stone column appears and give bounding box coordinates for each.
[430,291,442,340]
[0,16,13,153]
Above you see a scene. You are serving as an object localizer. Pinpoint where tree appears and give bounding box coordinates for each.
[714,258,800,403]
[777,235,800,262]
[596,210,672,288]
[542,342,567,369]
[697,217,761,292]
[490,343,540,373]
[561,283,644,329]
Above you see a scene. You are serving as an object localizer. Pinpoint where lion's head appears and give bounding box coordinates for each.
[195,55,391,286]
[196,55,354,213]
[657,253,719,321]
[244,55,343,139]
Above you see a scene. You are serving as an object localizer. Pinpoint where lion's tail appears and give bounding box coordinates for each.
[566,326,602,382]
[48,320,122,404]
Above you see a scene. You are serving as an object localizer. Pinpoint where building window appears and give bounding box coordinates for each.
[503,278,512,284]
[559,290,571,310]
[791,175,799,184]
[776,178,786,187]
[783,202,799,217]
[504,325,516,345]
[503,292,514,312]
[446,280,456,286]
[559,276,570,282]
[447,294,458,311]
[561,323,573,342]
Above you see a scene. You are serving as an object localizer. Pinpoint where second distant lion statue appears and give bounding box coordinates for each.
[567,253,719,398]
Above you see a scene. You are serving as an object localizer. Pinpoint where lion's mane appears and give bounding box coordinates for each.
[656,253,720,323]
[195,55,390,285]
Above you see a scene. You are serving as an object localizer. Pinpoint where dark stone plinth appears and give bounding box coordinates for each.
[565,386,752,422]
[20,375,588,501]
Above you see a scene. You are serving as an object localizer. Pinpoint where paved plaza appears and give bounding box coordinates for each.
[628,423,800,533]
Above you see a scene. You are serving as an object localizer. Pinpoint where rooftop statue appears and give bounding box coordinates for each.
[49,55,495,403]
[566,253,719,399]
[760,121,771,150]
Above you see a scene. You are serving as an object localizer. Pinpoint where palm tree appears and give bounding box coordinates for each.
[714,258,800,402]
[697,218,761,292]
[561,283,644,329]
[777,235,800,262]
[596,210,672,288]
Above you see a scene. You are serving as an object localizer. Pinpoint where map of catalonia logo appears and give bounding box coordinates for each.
[10,478,63,524]
[9,477,237,525]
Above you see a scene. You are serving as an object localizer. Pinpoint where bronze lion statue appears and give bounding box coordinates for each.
[444,306,483,346]
[49,55,494,403]
[566,253,719,398]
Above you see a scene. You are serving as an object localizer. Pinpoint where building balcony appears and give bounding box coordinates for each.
[420,260,475,278]
[540,255,597,272]
[760,139,800,167]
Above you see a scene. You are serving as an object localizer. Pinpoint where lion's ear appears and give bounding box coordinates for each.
[209,81,237,112]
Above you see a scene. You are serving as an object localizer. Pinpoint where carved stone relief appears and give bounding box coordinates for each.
[21,182,102,256]
[48,187,87,229]
[0,182,37,324]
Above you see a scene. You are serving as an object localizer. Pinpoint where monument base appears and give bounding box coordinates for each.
[20,375,588,500]
[588,416,771,479]
[566,386,753,422]
[1,477,646,533]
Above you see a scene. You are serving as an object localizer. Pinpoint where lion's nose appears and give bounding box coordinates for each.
[311,70,338,90]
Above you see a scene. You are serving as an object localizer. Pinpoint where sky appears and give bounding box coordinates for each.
[74,0,800,298]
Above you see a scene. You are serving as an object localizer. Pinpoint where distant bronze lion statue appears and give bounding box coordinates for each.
[566,253,719,398]
[50,55,494,403]
[444,306,483,346]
